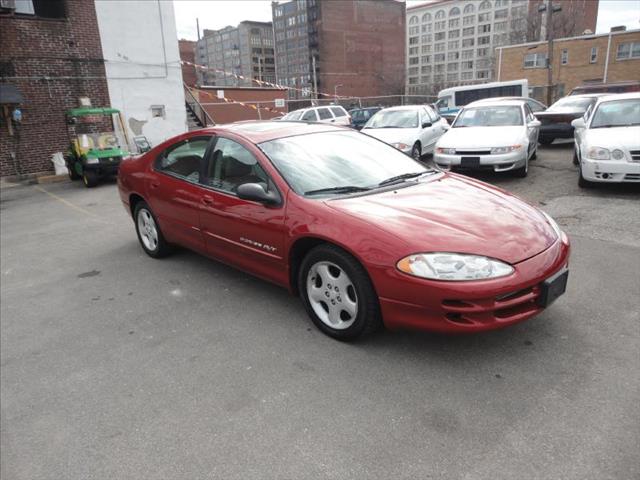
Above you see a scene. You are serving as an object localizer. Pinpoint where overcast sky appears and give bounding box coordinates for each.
[174,0,640,41]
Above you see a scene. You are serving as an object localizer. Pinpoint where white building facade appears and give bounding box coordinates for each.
[406,0,529,96]
[94,0,187,150]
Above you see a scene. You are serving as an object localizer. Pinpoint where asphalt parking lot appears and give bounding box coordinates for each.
[1,142,639,480]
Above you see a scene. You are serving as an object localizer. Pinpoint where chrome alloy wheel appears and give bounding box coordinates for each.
[306,261,358,330]
[137,209,159,251]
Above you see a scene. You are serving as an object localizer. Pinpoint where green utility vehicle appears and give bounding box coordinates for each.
[65,107,129,187]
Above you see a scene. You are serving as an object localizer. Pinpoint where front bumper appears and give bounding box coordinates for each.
[581,157,640,183]
[373,232,570,333]
[539,123,573,140]
[84,158,121,176]
[434,149,527,172]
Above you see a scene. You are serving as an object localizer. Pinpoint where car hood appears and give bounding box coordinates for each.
[584,125,640,147]
[326,174,556,264]
[362,128,418,145]
[437,126,524,149]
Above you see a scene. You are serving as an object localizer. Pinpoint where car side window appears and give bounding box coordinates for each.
[425,106,439,123]
[330,106,346,118]
[524,104,535,122]
[156,136,211,182]
[205,137,269,194]
[301,109,317,121]
[317,108,333,120]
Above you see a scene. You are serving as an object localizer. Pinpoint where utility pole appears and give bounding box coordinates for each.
[539,0,562,106]
[312,55,318,104]
[258,56,263,83]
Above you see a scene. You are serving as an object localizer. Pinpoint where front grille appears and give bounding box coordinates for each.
[629,150,640,161]
[624,173,640,181]
[455,149,491,155]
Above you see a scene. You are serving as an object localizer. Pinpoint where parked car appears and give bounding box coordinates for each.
[348,106,382,130]
[118,121,570,340]
[361,105,449,160]
[534,94,602,145]
[281,105,351,126]
[434,99,541,177]
[472,96,547,113]
[570,81,640,96]
[571,92,640,188]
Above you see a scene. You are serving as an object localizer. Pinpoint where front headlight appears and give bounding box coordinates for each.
[436,147,456,155]
[397,253,514,281]
[490,145,522,155]
[85,157,100,164]
[586,146,610,160]
[611,149,625,160]
[542,212,562,240]
[391,142,410,151]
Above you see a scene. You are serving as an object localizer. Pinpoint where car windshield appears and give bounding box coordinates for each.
[548,97,593,111]
[365,110,418,129]
[283,111,303,121]
[259,131,433,196]
[590,98,640,128]
[453,106,523,127]
[76,132,122,150]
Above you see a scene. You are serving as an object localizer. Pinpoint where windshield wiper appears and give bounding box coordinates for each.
[304,186,372,196]
[377,171,433,187]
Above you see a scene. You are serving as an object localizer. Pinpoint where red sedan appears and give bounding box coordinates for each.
[117,122,570,340]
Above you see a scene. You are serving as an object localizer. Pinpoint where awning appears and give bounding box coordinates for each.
[0,84,24,105]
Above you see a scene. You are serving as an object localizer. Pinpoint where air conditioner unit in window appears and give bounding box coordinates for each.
[0,0,16,10]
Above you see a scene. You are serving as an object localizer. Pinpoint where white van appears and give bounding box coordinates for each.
[282,105,351,126]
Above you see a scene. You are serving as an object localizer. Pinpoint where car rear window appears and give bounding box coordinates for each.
[330,106,347,117]
[317,108,333,120]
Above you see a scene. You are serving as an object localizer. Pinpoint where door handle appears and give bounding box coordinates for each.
[201,195,214,206]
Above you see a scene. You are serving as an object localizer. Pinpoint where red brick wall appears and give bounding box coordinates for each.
[179,39,197,87]
[196,87,288,124]
[0,0,109,177]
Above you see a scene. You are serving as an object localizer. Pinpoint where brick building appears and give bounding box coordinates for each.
[272,0,405,104]
[526,0,598,43]
[179,39,197,87]
[496,28,640,103]
[0,0,110,177]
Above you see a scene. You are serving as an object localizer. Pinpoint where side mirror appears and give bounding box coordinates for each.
[571,118,585,129]
[236,182,280,205]
[528,119,541,128]
[422,122,432,129]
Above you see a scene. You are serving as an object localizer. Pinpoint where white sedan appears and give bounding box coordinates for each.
[361,105,449,160]
[433,99,541,177]
[571,92,640,188]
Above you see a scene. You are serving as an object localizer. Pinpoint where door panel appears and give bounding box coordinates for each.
[146,135,212,252]
[198,136,288,286]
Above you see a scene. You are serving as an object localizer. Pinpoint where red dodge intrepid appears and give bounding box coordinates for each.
[118,122,570,340]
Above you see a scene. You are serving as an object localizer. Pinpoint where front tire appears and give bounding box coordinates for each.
[512,157,529,178]
[82,170,99,188]
[578,164,594,189]
[67,159,81,180]
[573,147,579,166]
[411,142,421,161]
[298,244,382,341]
[134,201,173,258]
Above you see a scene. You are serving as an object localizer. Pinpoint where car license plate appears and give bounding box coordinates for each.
[461,157,480,168]
[537,268,569,308]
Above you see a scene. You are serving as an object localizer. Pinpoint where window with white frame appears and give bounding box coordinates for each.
[409,47,419,55]
[463,26,474,36]
[435,43,445,52]
[524,52,548,68]
[448,40,459,50]
[421,55,431,63]
[435,20,446,30]
[479,0,492,10]
[435,9,445,19]
[422,44,431,53]
[590,46,598,63]
[561,49,568,65]
[495,9,508,19]
[463,3,475,14]
[450,7,460,16]
[476,70,489,79]
[435,32,445,40]
[421,34,432,42]
[409,15,419,25]
[463,15,475,25]
[478,36,491,45]
[422,24,432,33]
[449,18,459,28]
[447,73,459,81]
[462,60,473,69]
[409,26,420,35]
[448,51,460,60]
[478,13,491,22]
[462,38,474,47]
[422,12,431,22]
[461,71,473,80]
[616,42,640,60]
[449,30,460,38]
[462,49,474,59]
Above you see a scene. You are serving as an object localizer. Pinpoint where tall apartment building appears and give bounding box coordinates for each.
[272,0,405,103]
[405,0,599,96]
[195,21,275,87]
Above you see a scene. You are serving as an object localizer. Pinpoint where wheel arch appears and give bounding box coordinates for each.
[129,193,145,218]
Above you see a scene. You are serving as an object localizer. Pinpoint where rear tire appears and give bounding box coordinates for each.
[298,244,382,341]
[82,170,99,188]
[134,201,173,258]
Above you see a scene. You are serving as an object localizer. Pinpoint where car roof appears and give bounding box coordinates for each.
[466,99,526,107]
[472,96,541,104]
[200,121,347,144]
[595,92,640,103]
[377,105,426,112]
[288,105,345,114]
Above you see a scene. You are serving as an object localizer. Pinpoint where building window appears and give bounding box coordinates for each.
[435,21,446,30]
[435,9,445,19]
[409,57,419,65]
[478,36,490,45]
[151,105,166,118]
[421,45,431,53]
[447,62,458,71]
[477,47,489,57]
[479,0,492,10]
[447,73,459,81]
[435,43,445,52]
[448,52,460,61]
[409,36,419,45]
[421,34,432,43]
[495,9,508,19]
[422,13,431,22]
[616,42,640,60]
[462,60,473,69]
[421,65,431,74]
[561,49,569,65]
[14,0,65,18]
[422,24,432,33]
[524,52,548,68]
[463,4,475,14]
[435,64,444,73]
[409,47,419,55]
[462,49,474,59]
[478,13,491,22]
[448,40,459,50]
[409,67,419,75]
[448,30,460,39]
[421,55,431,63]
[408,77,418,85]
[462,38,474,47]
[435,32,445,41]
[449,18,459,28]
[463,27,474,36]
[495,21,507,32]
[409,26,420,35]
[434,54,445,63]
[463,15,475,25]
[477,70,489,79]
[461,71,473,80]
[590,47,598,63]
[450,7,460,16]
[409,15,419,25]
[479,24,491,33]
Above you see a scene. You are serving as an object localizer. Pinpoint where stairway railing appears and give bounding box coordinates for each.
[184,84,215,127]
